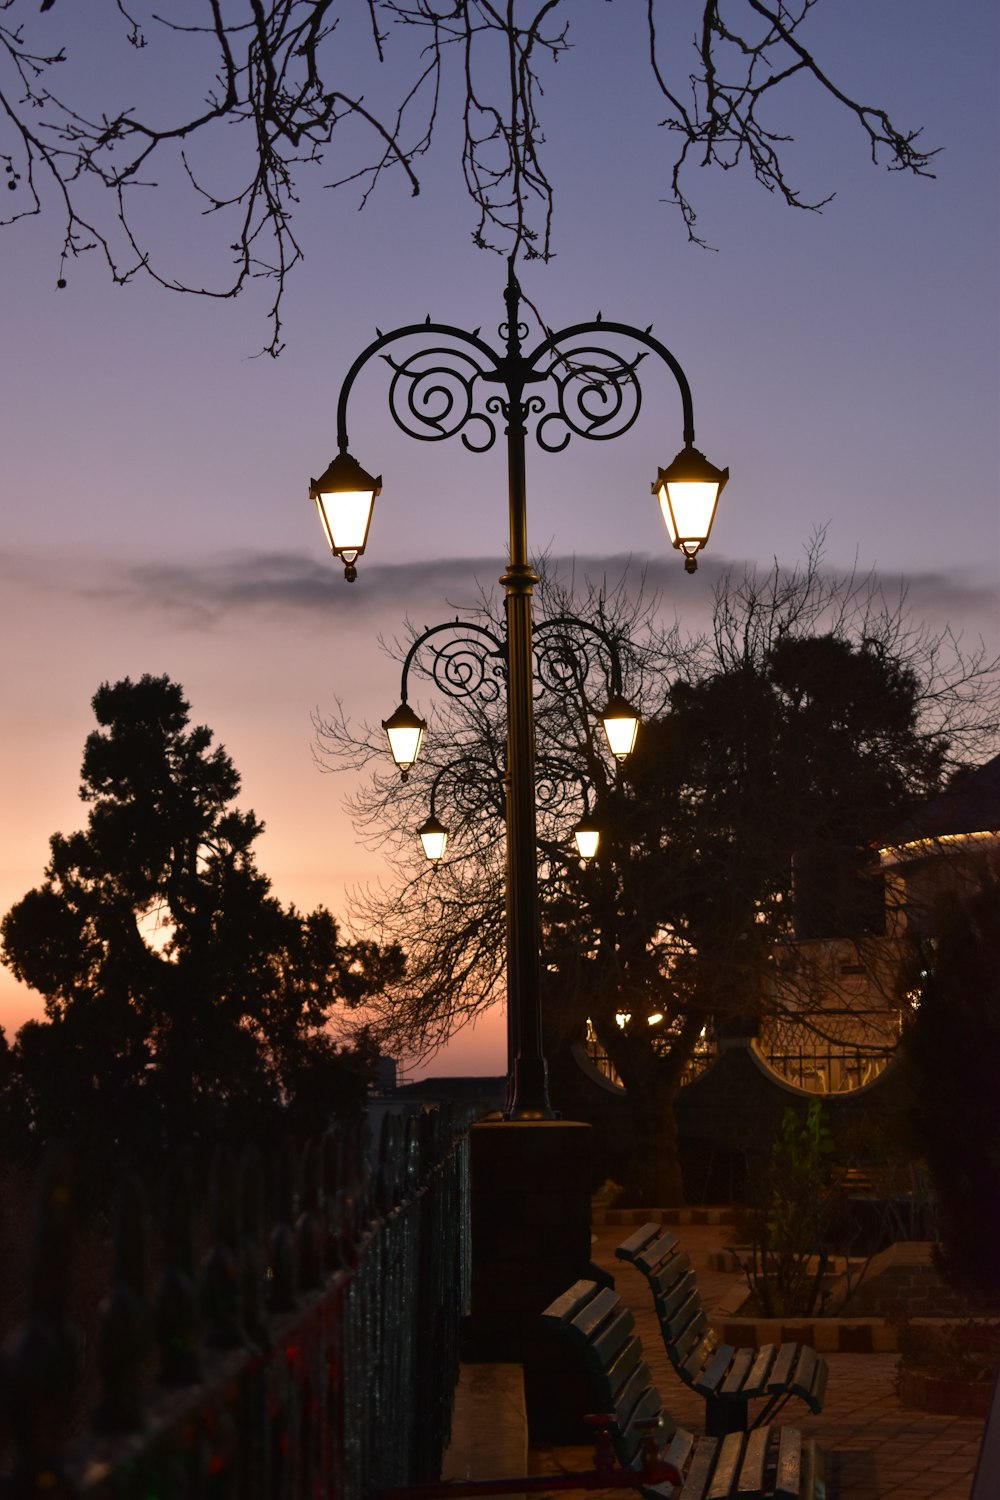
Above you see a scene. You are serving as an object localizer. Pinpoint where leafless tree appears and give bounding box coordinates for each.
[2,2,936,352]
[315,545,998,1202]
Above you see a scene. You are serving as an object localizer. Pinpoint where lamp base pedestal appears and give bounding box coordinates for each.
[465,1119,606,1441]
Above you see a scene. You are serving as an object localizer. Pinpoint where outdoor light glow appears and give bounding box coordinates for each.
[647,1012,664,1026]
[574,817,601,860]
[417,814,449,862]
[309,450,381,581]
[600,694,640,761]
[879,830,1000,866]
[615,1011,631,1029]
[653,444,728,573]
[382,702,427,778]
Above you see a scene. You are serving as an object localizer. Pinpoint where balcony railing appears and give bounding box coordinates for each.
[0,1103,474,1496]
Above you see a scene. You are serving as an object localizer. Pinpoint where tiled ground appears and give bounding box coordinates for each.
[526,1221,986,1500]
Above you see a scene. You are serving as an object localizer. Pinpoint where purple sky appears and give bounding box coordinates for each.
[1,1,997,1077]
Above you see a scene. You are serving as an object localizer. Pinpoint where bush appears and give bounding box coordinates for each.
[738,1099,836,1318]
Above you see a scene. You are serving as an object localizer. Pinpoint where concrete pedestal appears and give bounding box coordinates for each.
[465,1120,606,1440]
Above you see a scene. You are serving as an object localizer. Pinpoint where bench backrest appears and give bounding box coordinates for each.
[617,1225,720,1379]
[541,1279,681,1470]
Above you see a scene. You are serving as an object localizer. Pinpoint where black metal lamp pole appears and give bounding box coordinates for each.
[385,611,637,1108]
[311,262,727,1121]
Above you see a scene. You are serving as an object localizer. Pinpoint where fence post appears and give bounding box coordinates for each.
[93,1172,149,1434]
[2,1149,79,1497]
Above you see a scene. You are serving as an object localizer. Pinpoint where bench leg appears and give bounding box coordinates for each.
[705,1395,748,1436]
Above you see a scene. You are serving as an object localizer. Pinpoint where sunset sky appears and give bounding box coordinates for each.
[1,1,997,1078]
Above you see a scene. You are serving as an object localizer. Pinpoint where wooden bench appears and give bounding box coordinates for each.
[542,1279,825,1500]
[615,1223,829,1437]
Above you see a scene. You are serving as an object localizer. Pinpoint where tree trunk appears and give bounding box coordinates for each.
[592,1009,705,1209]
[626,1077,685,1207]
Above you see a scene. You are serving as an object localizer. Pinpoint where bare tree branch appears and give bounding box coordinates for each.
[1,2,937,352]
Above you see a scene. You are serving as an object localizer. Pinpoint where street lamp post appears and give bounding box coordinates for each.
[311,262,727,1120]
[379,609,638,1113]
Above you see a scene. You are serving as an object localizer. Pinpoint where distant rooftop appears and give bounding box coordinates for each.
[898,752,1000,841]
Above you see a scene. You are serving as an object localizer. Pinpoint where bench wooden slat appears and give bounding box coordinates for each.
[635,1232,682,1273]
[740,1344,777,1399]
[621,1224,685,1279]
[542,1277,602,1326]
[657,1268,698,1322]
[798,1438,821,1500]
[735,1428,770,1498]
[590,1306,637,1370]
[605,1331,644,1402]
[647,1243,689,1276]
[616,1357,658,1428]
[567,1284,622,1342]
[707,1429,748,1500]
[808,1356,829,1412]
[789,1345,818,1405]
[681,1335,717,1386]
[774,1427,803,1500]
[720,1348,756,1398]
[679,1435,720,1500]
[664,1426,697,1478]
[672,1308,711,1359]
[652,1262,690,1305]
[694,1343,737,1397]
[615,1222,665,1262]
[766,1344,798,1395]
[667,1293,709,1349]
[617,1382,664,1466]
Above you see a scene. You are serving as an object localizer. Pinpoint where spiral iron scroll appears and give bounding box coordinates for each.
[533,624,608,701]
[382,345,499,452]
[534,755,590,820]
[415,627,506,705]
[534,343,648,454]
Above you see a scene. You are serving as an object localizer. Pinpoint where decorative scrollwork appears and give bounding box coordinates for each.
[500,316,530,348]
[533,627,603,700]
[533,616,624,706]
[534,756,586,818]
[433,755,506,821]
[409,624,507,705]
[382,345,498,451]
[534,343,647,454]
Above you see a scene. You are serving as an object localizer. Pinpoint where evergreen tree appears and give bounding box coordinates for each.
[1,675,403,1159]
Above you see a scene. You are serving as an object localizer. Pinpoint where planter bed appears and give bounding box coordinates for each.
[898,1366,994,1418]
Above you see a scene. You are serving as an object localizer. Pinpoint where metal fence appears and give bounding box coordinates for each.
[0,1103,473,1497]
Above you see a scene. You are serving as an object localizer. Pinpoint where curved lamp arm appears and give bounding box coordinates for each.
[398,619,506,706]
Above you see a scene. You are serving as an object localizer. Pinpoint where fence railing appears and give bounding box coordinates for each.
[0,1102,474,1498]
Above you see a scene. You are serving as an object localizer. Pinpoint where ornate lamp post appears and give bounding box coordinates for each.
[310,263,727,1119]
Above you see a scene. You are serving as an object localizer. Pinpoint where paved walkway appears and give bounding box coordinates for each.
[447,1217,988,1500]
[587,1220,985,1499]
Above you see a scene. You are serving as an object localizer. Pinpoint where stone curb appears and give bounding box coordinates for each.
[718,1315,898,1353]
[593,1206,731,1226]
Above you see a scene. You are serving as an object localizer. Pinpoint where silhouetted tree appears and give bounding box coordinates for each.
[317,547,998,1202]
[1,674,403,1161]
[1,3,936,352]
[902,876,1000,1304]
